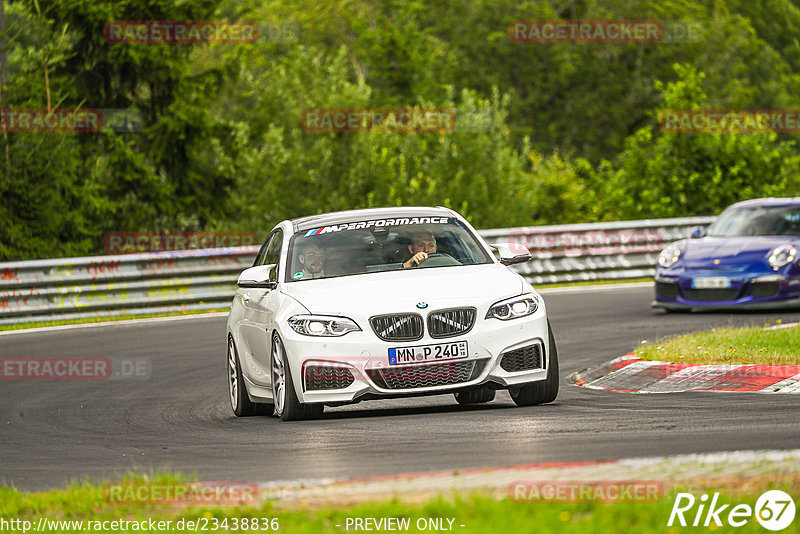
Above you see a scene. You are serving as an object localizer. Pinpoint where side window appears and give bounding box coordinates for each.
[253,233,274,267]
[263,229,284,278]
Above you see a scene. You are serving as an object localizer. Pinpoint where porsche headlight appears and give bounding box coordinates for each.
[288,315,361,337]
[486,294,539,320]
[768,245,797,270]
[658,244,681,268]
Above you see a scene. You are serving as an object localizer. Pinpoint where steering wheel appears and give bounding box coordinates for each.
[416,253,461,267]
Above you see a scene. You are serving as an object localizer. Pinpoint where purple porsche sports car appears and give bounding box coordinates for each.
[653,198,800,311]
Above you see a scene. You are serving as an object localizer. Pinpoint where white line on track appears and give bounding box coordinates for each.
[764,322,799,330]
[1,282,653,336]
[538,281,653,294]
[0,312,229,336]
[252,449,800,499]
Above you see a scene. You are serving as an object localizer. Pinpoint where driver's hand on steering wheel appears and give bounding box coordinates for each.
[403,251,428,268]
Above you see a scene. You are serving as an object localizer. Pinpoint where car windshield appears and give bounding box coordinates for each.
[285,216,492,282]
[706,205,800,237]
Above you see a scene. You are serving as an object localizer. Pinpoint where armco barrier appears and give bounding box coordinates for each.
[0,217,714,325]
[0,247,259,325]
[481,216,715,285]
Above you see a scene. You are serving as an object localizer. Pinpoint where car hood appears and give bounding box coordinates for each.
[680,236,798,267]
[281,264,525,315]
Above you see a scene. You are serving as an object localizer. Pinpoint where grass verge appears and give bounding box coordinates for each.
[636,322,800,365]
[1,473,798,533]
[536,277,652,289]
[0,309,228,332]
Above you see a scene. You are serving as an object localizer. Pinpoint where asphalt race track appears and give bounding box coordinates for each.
[2,283,800,491]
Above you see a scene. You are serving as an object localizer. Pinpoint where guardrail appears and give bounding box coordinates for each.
[0,216,714,325]
[481,216,715,285]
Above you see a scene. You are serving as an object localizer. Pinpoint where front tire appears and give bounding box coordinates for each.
[509,320,560,406]
[271,334,324,421]
[228,336,273,417]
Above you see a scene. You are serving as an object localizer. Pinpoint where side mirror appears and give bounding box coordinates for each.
[492,243,532,266]
[238,264,278,289]
[690,226,706,239]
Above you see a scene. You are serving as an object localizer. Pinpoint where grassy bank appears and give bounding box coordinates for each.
[2,474,798,533]
[0,310,229,332]
[636,323,800,365]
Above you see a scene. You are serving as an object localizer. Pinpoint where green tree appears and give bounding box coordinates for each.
[600,64,800,220]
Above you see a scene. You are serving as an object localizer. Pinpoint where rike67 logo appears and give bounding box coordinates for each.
[668,490,796,530]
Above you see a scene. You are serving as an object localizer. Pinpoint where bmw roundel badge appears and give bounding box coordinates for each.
[416,302,428,309]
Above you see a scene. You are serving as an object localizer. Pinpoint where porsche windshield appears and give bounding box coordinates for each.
[706,206,800,237]
[285,217,493,282]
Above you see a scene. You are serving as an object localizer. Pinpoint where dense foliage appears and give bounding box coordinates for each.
[2,0,800,260]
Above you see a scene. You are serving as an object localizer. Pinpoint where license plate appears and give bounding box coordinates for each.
[388,341,468,365]
[692,277,730,289]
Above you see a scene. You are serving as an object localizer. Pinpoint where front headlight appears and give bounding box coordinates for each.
[486,293,539,320]
[288,315,361,337]
[658,244,681,268]
[768,245,797,270]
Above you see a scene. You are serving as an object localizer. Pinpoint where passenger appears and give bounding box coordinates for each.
[299,243,326,279]
[403,231,437,268]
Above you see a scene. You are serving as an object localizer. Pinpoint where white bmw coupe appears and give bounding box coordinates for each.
[226,206,558,420]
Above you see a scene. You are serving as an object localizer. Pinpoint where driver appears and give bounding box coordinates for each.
[750,215,777,236]
[403,231,437,268]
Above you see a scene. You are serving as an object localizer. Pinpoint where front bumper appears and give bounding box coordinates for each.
[652,270,800,310]
[280,312,551,404]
